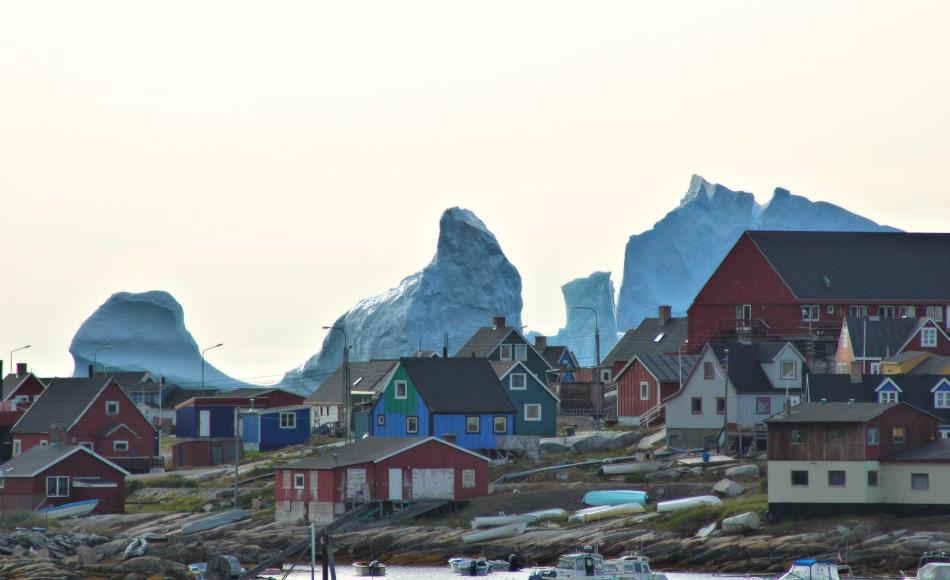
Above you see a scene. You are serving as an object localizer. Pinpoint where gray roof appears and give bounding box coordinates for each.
[161,386,219,409]
[845,317,921,359]
[213,387,298,399]
[766,401,899,423]
[2,373,45,400]
[708,342,804,394]
[747,231,950,301]
[0,444,130,477]
[400,357,515,414]
[638,354,699,383]
[808,374,950,424]
[96,371,153,392]
[886,439,950,462]
[12,377,111,434]
[455,326,514,358]
[604,317,688,366]
[283,437,441,470]
[305,360,398,405]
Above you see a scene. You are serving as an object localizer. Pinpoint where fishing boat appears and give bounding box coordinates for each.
[36,499,98,519]
[655,495,721,513]
[600,462,663,476]
[582,490,648,507]
[605,554,655,580]
[471,508,567,528]
[904,552,950,580]
[181,509,250,535]
[353,560,387,576]
[568,502,645,523]
[454,558,492,576]
[462,521,527,544]
[779,559,848,580]
[527,547,624,579]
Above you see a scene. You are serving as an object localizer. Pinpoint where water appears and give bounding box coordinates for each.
[276,567,762,580]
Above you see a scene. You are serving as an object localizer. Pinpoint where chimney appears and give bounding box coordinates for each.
[849,361,863,384]
[492,316,506,329]
[50,424,68,446]
[658,305,672,326]
[88,364,94,378]
[16,362,27,378]
[535,336,547,351]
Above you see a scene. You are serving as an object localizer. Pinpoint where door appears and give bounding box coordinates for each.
[411,468,454,500]
[212,444,223,465]
[388,468,403,501]
[199,410,210,437]
[346,468,367,500]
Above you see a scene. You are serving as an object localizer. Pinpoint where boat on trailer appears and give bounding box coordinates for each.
[36,499,98,519]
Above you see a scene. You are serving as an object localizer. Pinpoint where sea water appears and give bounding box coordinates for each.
[280,567,764,580]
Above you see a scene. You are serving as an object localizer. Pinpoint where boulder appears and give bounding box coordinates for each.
[721,511,761,535]
[571,434,608,453]
[612,430,643,448]
[724,464,760,479]
[539,441,571,454]
[119,556,189,580]
[645,468,683,482]
[712,478,746,497]
[75,545,97,566]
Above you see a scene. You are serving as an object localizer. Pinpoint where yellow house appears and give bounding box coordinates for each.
[881,351,932,375]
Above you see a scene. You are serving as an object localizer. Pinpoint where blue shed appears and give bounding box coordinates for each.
[241,405,312,451]
[491,361,560,437]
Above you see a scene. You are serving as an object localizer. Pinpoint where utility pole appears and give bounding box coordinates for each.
[720,348,730,454]
[233,405,256,508]
[202,343,223,389]
[322,326,349,443]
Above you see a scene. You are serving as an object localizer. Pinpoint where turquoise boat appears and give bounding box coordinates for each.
[582,490,648,507]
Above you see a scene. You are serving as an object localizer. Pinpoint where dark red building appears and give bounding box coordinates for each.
[0,444,130,514]
[172,438,243,468]
[614,353,698,427]
[687,231,950,355]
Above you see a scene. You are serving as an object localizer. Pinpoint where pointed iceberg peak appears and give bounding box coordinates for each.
[440,206,489,233]
[435,207,503,263]
[772,187,791,199]
[681,174,716,204]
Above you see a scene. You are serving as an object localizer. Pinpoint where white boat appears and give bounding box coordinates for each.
[462,521,527,544]
[605,554,655,580]
[472,508,567,528]
[904,552,950,580]
[528,547,630,579]
[582,490,648,507]
[353,561,387,576]
[36,499,98,519]
[600,462,663,476]
[568,502,645,523]
[454,558,492,576]
[779,560,846,580]
[656,495,721,513]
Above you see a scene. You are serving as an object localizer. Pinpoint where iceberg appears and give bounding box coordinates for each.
[551,272,618,366]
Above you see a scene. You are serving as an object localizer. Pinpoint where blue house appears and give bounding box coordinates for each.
[370,357,515,451]
[491,361,560,437]
[540,340,580,383]
[456,316,554,385]
[241,405,312,451]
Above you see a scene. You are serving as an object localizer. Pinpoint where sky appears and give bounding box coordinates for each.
[2,1,949,382]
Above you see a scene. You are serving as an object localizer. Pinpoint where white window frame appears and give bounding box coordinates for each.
[802,305,820,321]
[406,416,419,434]
[394,380,408,400]
[926,306,945,323]
[499,344,513,361]
[780,361,797,380]
[911,472,930,490]
[377,414,386,427]
[12,440,21,457]
[39,440,49,447]
[113,440,129,452]
[879,390,898,404]
[869,362,882,375]
[867,428,879,446]
[282,470,292,490]
[465,416,480,434]
[922,328,938,348]
[279,412,297,429]
[510,373,527,391]
[105,400,120,416]
[850,305,868,317]
[935,392,950,409]
[462,469,476,489]
[46,476,69,498]
[878,305,895,318]
[294,473,305,490]
[514,343,528,362]
[639,381,650,401]
[900,305,917,318]
[493,416,508,434]
[940,429,950,440]
[600,369,611,382]
[524,403,542,422]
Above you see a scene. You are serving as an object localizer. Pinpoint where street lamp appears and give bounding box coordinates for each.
[323,326,350,444]
[93,345,113,377]
[9,345,31,373]
[201,343,224,388]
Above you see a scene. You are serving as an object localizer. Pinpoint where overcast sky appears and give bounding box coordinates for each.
[2,1,949,382]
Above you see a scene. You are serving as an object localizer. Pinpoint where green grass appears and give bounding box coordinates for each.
[0,513,60,530]
[138,475,199,488]
[126,494,209,514]
[654,493,768,532]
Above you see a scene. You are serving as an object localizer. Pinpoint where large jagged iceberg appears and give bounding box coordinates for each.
[70,291,242,389]
[551,272,618,366]
[283,207,523,391]
[615,175,899,331]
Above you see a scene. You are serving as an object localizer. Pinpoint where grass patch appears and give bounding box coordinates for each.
[126,494,209,514]
[242,464,275,480]
[251,508,275,521]
[0,513,60,530]
[140,475,199,488]
[655,493,768,532]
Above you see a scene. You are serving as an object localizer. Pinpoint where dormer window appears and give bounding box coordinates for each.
[935,391,950,409]
[499,344,513,361]
[922,327,938,348]
[879,391,898,404]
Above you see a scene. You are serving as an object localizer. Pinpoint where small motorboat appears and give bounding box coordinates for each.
[582,490,648,507]
[528,547,621,579]
[605,553,656,580]
[36,499,98,519]
[569,502,645,523]
[462,521,527,544]
[779,559,848,580]
[655,495,721,513]
[456,558,492,576]
[353,560,387,576]
[904,552,950,580]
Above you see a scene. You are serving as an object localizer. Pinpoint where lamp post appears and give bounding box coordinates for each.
[323,326,350,443]
[10,344,31,373]
[572,306,601,418]
[93,345,113,377]
[720,348,730,454]
[201,343,223,389]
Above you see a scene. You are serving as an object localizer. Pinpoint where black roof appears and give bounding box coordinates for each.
[282,436,485,470]
[604,317,687,366]
[747,231,950,301]
[94,371,153,392]
[845,317,921,359]
[399,357,515,414]
[708,342,804,394]
[161,386,219,409]
[766,401,900,423]
[809,374,950,424]
[305,360,398,405]
[12,378,112,434]
[886,439,950,462]
[455,325,514,358]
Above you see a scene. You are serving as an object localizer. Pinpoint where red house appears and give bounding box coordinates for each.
[687,231,950,360]
[0,444,130,514]
[11,377,158,473]
[614,353,698,427]
[835,317,950,374]
[275,437,489,525]
[2,363,47,409]
[603,306,687,381]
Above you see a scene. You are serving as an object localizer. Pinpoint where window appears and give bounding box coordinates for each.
[827,305,835,314]
[514,344,528,361]
[113,440,129,452]
[79,442,93,450]
[827,470,846,487]
[850,305,868,317]
[524,404,542,422]
[900,306,917,318]
[878,305,895,318]
[47,476,69,498]
[462,469,476,488]
[935,392,950,409]
[510,373,527,391]
[825,428,844,442]
[640,382,650,401]
[922,328,938,348]
[691,397,703,415]
[736,304,752,323]
[406,416,419,434]
[780,361,796,380]
[12,440,20,457]
[836,362,849,374]
[715,397,725,415]
[600,369,611,382]
[942,429,950,440]
[377,414,386,427]
[867,428,879,446]
[911,473,930,490]
[791,471,809,486]
[0,478,3,489]
[703,362,715,380]
[280,412,297,429]
[39,440,49,447]
[867,471,879,487]
[466,416,480,433]
[790,429,807,444]
[789,395,802,407]
[879,390,898,404]
[802,305,820,321]
[394,380,408,400]
[105,401,120,416]
[499,344,513,361]
[282,470,291,489]
[893,426,906,444]
[870,362,882,375]
[294,473,305,489]
[755,397,771,415]
[926,306,944,323]
[493,416,508,434]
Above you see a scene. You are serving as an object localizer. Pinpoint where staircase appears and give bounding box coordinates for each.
[639,404,664,428]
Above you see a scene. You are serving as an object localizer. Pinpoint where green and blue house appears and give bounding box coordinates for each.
[455,316,555,385]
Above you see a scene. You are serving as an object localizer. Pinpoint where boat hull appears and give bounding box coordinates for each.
[353,562,387,576]
[582,490,648,507]
[569,502,645,523]
[37,499,98,519]
[462,521,527,544]
[656,495,721,513]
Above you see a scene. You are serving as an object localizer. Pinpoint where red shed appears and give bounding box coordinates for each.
[275,437,489,525]
[615,353,698,427]
[0,444,130,514]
